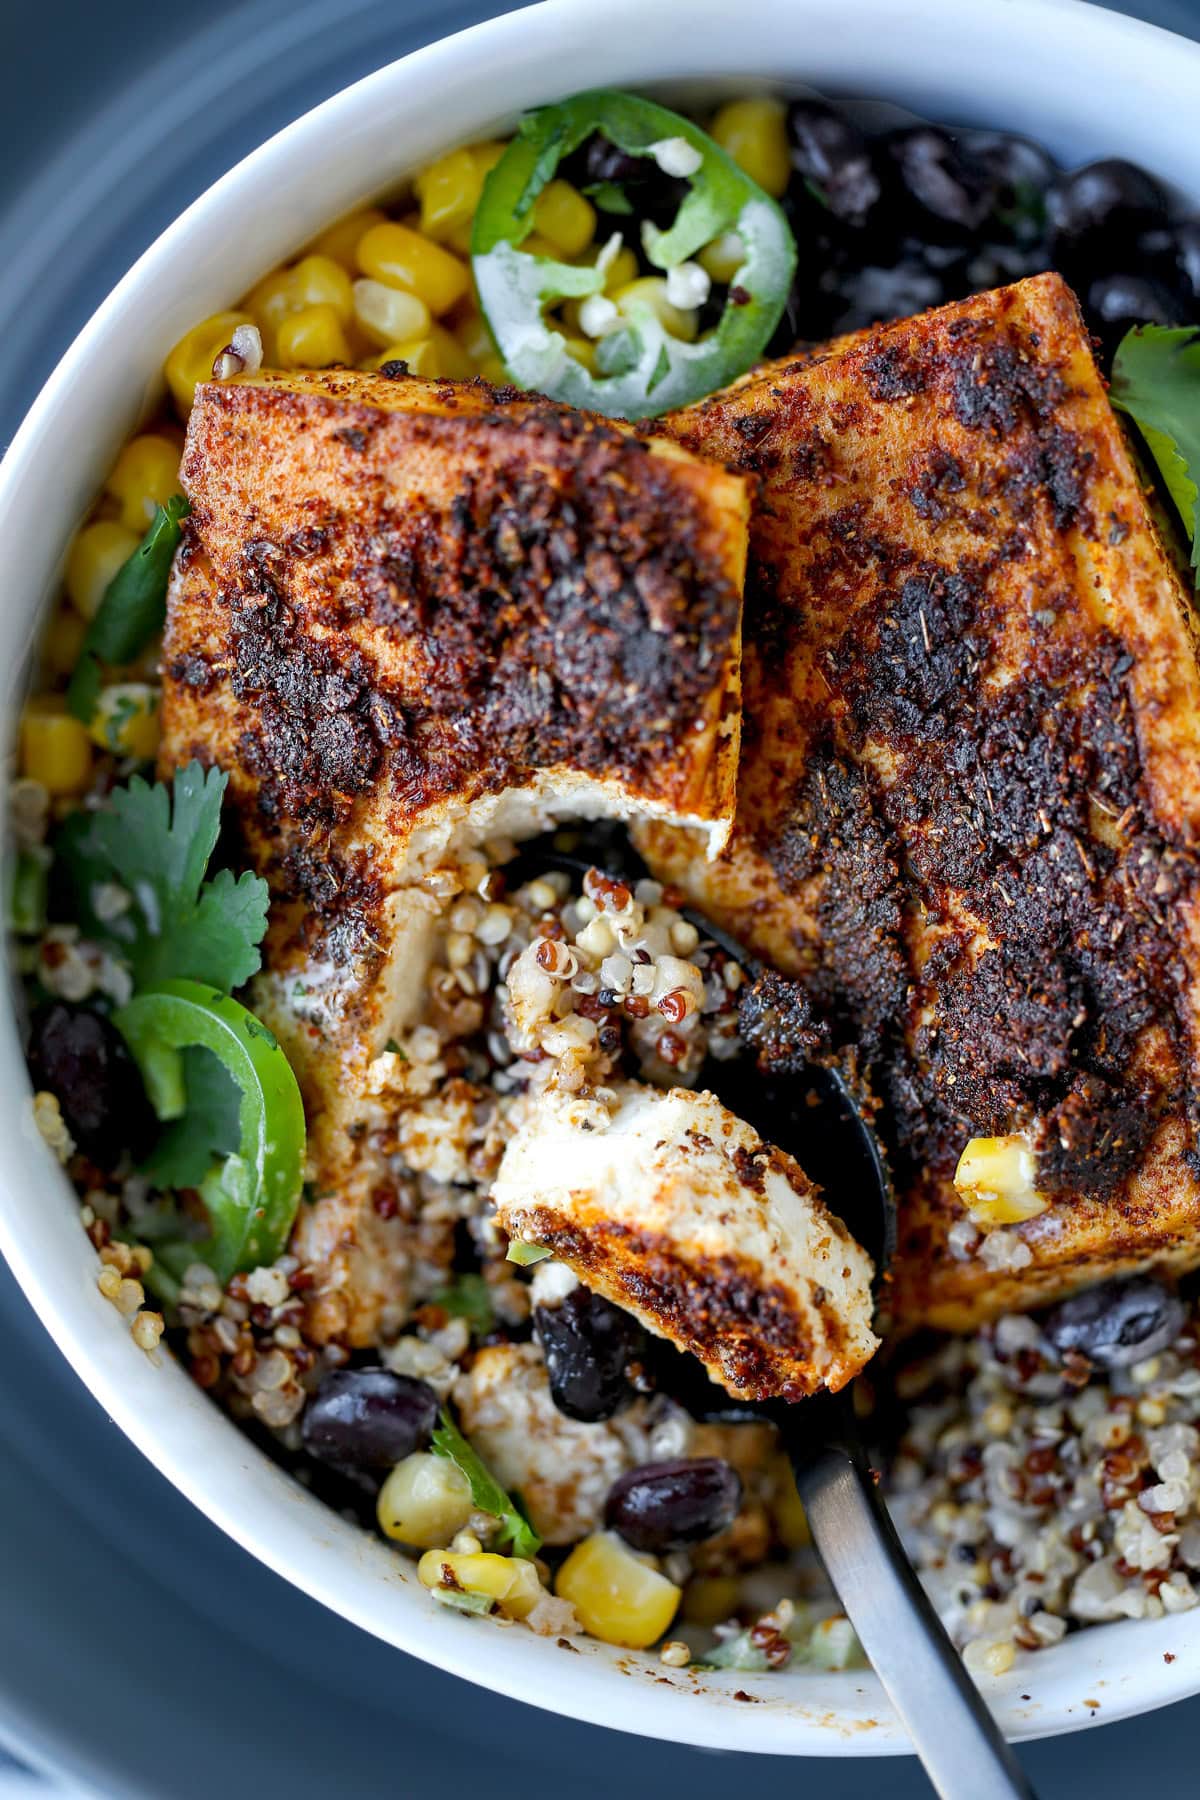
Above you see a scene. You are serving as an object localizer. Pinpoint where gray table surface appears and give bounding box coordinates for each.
[3,1,1200,1794]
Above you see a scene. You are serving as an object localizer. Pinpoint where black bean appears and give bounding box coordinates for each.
[962,240,1052,293]
[787,99,880,226]
[887,126,998,235]
[1173,219,1200,308]
[1040,1276,1185,1370]
[576,132,687,229]
[966,131,1057,243]
[28,1001,153,1166]
[1085,272,1184,354]
[582,132,643,187]
[832,257,946,333]
[1138,219,1200,315]
[1048,158,1169,273]
[605,1457,742,1552]
[534,1285,646,1422]
[301,1368,439,1470]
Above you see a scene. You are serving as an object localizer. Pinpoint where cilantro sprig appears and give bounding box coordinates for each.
[430,1272,495,1337]
[53,761,302,1283]
[1111,323,1200,586]
[58,761,269,994]
[430,1408,542,1559]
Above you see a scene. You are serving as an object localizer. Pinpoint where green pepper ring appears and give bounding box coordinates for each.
[115,977,306,1285]
[471,89,797,419]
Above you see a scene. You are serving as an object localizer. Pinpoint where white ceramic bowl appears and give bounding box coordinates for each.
[3,0,1200,1756]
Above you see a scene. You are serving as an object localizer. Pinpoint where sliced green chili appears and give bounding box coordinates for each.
[471,89,797,418]
[68,493,190,723]
[114,977,305,1282]
[6,847,50,936]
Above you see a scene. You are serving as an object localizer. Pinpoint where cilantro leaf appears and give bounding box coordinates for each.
[582,180,633,215]
[142,1045,242,1189]
[67,495,189,722]
[58,761,269,994]
[431,1271,494,1337]
[1110,324,1200,585]
[430,1408,541,1558]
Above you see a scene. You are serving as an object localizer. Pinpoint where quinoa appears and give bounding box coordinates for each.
[28,816,1200,1670]
[888,1300,1200,1656]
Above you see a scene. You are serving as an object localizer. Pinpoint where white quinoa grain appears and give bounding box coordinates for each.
[115,1278,144,1316]
[131,1311,165,1352]
[33,1091,74,1163]
[250,1349,292,1392]
[660,1640,691,1667]
[669,918,700,955]
[476,904,513,946]
[245,1264,290,1308]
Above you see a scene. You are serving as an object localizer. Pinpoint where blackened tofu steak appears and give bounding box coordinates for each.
[644,271,1200,1330]
[159,368,749,1343]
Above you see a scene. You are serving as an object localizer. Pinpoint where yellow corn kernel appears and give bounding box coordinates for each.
[276,304,351,370]
[88,683,160,760]
[287,254,354,323]
[165,311,254,415]
[681,1574,741,1628]
[770,1462,811,1549]
[453,306,495,366]
[377,1452,473,1548]
[414,141,505,243]
[533,180,595,257]
[245,257,353,358]
[372,325,474,381]
[472,141,507,180]
[244,268,295,335]
[352,279,432,349]
[65,520,140,620]
[954,1134,1048,1227]
[601,244,639,294]
[710,97,791,198]
[309,207,388,271]
[560,334,598,375]
[20,702,93,796]
[515,233,565,262]
[417,1549,543,1619]
[40,604,88,680]
[356,222,471,318]
[612,276,698,341]
[105,435,181,533]
[698,231,746,286]
[555,1531,681,1649]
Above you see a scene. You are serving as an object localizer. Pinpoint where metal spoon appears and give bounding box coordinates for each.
[505,832,1037,1799]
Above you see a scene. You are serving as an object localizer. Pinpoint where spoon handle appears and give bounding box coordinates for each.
[783,1417,1038,1800]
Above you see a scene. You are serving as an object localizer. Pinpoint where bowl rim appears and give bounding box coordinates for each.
[5,0,1200,1758]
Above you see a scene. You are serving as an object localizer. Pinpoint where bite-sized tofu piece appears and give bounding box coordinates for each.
[453,1341,694,1545]
[158,369,748,1344]
[642,272,1200,1329]
[491,1084,878,1401]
